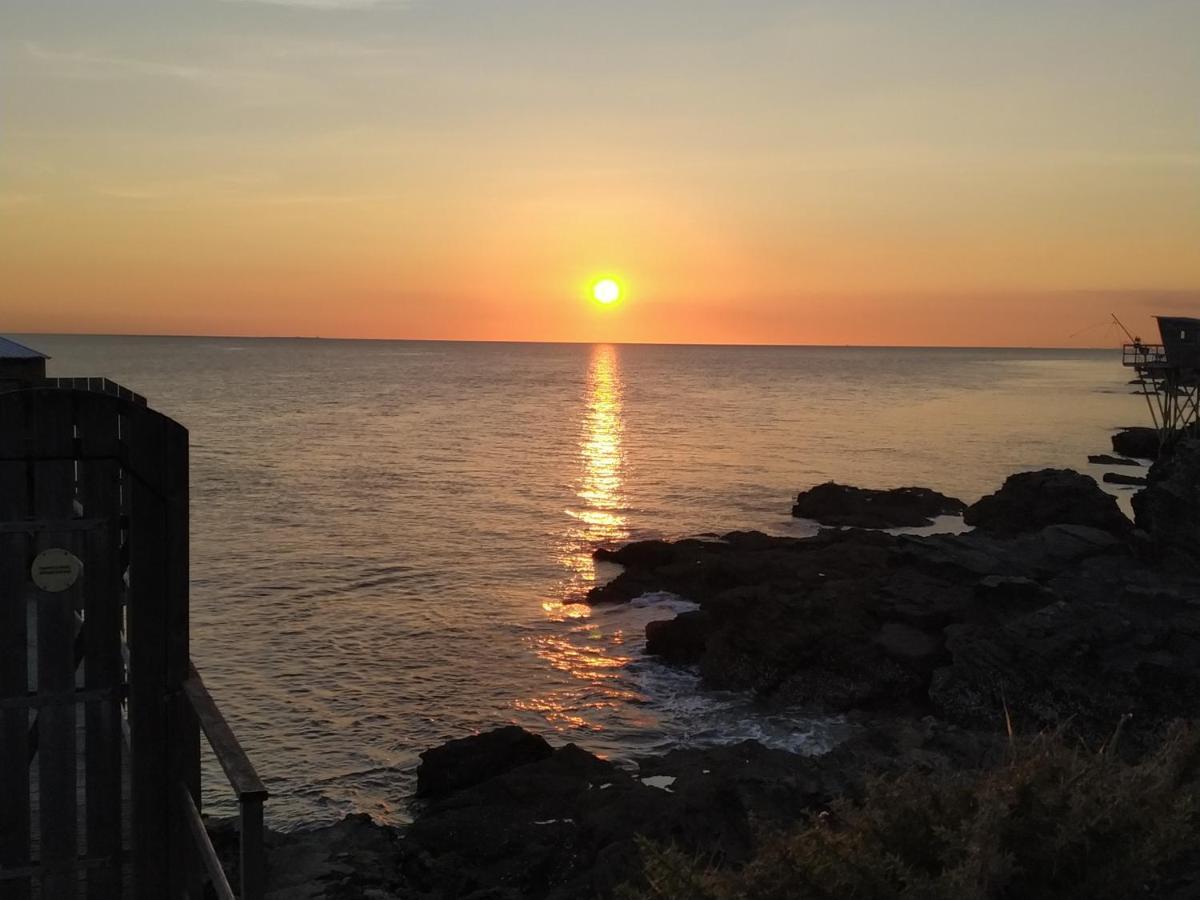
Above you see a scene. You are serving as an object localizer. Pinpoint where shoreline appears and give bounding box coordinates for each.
[209,436,1200,898]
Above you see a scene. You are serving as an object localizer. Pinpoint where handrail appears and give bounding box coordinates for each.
[183,663,268,801]
[183,661,267,900]
[179,783,236,900]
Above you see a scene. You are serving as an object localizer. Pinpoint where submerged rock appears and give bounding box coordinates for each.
[1112,426,1160,460]
[791,481,965,528]
[1103,471,1148,487]
[964,469,1131,536]
[1089,454,1141,466]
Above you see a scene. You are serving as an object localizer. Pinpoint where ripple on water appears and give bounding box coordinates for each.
[27,336,1136,827]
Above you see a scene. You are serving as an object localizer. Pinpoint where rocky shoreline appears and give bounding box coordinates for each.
[216,439,1200,899]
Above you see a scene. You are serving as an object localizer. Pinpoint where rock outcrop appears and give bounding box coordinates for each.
[240,450,1200,899]
[791,482,965,528]
[417,725,552,798]
[1089,454,1140,466]
[1133,439,1200,561]
[964,469,1131,536]
[593,523,1200,743]
[245,721,1007,900]
[1112,426,1160,460]
[1103,471,1147,486]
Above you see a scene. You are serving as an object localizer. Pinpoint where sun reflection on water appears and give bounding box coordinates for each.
[552,343,630,615]
[518,345,638,736]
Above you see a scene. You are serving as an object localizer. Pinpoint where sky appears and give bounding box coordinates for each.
[2,0,1198,346]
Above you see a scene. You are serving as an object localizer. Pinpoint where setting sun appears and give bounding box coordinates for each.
[592,279,621,305]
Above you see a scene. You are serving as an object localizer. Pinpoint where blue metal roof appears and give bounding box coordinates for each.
[0,336,49,359]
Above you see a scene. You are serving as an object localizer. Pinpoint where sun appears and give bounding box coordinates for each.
[592,278,621,305]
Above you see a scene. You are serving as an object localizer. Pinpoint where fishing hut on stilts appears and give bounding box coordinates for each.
[0,337,268,899]
[1122,317,1200,450]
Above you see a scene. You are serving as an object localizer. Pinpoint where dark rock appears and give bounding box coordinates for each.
[974,574,1055,607]
[207,813,407,900]
[1089,454,1141,466]
[593,539,676,569]
[585,507,1200,746]
[1133,439,1200,560]
[929,594,1200,742]
[872,622,944,668]
[416,725,552,798]
[645,609,710,664]
[964,469,1131,536]
[791,481,965,528]
[406,742,719,899]
[1112,427,1160,460]
[1104,472,1148,487]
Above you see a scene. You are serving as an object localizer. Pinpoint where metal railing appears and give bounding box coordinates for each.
[1123,343,1168,368]
[181,663,268,900]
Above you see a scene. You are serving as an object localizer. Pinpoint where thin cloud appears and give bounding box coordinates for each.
[22,41,333,107]
[216,0,410,8]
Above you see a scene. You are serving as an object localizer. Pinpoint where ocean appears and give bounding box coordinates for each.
[23,336,1143,827]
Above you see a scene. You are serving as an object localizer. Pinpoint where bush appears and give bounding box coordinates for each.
[621,723,1200,900]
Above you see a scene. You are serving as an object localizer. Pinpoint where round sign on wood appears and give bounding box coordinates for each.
[31,548,83,593]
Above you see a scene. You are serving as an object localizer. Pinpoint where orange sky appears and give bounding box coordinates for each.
[2,1,1198,347]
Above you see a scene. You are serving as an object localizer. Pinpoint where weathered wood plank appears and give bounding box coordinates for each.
[182,667,267,801]
[32,391,81,900]
[79,397,124,900]
[161,416,200,897]
[178,785,235,900]
[123,405,171,900]
[0,452,33,900]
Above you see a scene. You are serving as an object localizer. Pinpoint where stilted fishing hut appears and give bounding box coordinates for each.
[1122,316,1200,448]
[0,341,267,899]
[0,337,49,392]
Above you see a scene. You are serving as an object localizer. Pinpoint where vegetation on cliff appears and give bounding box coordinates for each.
[624,724,1200,900]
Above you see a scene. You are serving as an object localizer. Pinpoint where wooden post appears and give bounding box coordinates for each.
[78,397,125,900]
[0,393,33,900]
[240,797,266,900]
[125,407,171,900]
[32,391,81,900]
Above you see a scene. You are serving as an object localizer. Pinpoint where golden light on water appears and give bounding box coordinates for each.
[563,343,629,593]
[544,343,629,617]
[519,344,635,734]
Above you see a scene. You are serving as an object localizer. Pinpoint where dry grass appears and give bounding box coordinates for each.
[620,722,1200,900]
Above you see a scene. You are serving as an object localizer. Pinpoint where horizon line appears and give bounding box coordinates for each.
[10,331,1124,353]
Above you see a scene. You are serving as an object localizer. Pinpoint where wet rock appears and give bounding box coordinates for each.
[1089,454,1141,466]
[208,813,408,900]
[791,481,966,528]
[964,469,1131,536]
[416,725,553,798]
[1104,472,1148,487]
[1133,439,1200,560]
[1112,427,1160,460]
[645,609,710,664]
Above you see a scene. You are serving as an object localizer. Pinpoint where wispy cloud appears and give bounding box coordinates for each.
[24,42,214,83]
[22,41,338,107]
[216,0,410,8]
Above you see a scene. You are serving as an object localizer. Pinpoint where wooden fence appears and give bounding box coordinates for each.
[0,385,266,899]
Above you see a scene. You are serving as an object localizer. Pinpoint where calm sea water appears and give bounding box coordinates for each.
[23,336,1142,827]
